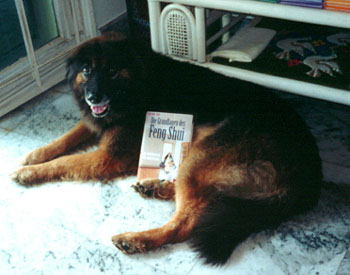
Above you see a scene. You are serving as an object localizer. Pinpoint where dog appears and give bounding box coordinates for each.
[11,32,322,265]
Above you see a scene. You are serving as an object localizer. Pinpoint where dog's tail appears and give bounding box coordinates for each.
[189,193,295,266]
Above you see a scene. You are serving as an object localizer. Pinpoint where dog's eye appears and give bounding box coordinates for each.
[82,66,91,77]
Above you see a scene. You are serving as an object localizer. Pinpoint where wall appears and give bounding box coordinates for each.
[92,0,126,29]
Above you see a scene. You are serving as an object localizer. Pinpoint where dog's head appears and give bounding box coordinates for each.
[66,32,146,121]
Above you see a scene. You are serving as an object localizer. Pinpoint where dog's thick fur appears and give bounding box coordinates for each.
[11,33,322,265]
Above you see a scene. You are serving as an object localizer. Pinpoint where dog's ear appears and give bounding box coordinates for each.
[123,39,150,80]
[66,56,77,85]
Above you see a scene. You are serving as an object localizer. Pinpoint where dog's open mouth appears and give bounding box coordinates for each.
[90,103,110,118]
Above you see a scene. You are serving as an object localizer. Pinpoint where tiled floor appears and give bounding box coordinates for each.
[0,82,349,275]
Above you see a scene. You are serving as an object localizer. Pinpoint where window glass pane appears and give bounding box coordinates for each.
[0,0,27,70]
[24,0,58,50]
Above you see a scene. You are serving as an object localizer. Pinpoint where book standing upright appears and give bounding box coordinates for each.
[137,111,194,183]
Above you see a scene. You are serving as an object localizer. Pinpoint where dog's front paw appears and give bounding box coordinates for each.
[10,166,39,185]
[112,233,151,254]
[21,146,52,166]
[132,179,174,200]
[132,180,159,198]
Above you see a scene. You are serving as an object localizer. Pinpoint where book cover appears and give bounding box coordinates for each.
[137,111,194,183]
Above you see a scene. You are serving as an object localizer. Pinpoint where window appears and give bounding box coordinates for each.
[0,0,98,117]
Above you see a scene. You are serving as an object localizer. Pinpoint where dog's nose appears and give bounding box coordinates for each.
[86,93,102,104]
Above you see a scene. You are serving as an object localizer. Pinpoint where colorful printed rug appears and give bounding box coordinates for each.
[212,18,350,92]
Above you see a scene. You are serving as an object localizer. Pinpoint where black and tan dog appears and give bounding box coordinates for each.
[11,32,322,265]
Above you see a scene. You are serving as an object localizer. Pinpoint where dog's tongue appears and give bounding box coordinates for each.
[91,104,108,114]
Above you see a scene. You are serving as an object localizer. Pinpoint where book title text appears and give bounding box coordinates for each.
[148,116,187,141]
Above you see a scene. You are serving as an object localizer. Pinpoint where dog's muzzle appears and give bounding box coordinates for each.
[85,93,111,118]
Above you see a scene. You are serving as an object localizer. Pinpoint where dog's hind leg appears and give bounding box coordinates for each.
[21,121,96,165]
[111,140,215,254]
[132,179,175,200]
[111,126,220,253]
[112,178,209,254]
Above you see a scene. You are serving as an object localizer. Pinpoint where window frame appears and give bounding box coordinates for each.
[0,0,97,117]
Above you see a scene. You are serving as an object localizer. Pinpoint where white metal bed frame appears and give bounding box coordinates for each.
[147,0,350,105]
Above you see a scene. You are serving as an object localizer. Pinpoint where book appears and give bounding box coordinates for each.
[209,27,276,63]
[137,111,194,183]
